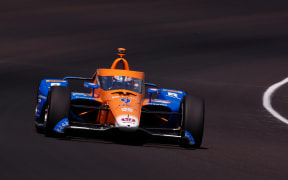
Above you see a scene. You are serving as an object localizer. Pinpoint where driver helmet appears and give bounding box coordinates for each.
[113,76,133,88]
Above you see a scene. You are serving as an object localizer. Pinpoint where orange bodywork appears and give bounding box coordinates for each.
[88,48,145,128]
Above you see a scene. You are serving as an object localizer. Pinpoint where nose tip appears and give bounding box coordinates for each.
[116,115,139,128]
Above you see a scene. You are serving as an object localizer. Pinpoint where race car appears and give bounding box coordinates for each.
[34,48,205,148]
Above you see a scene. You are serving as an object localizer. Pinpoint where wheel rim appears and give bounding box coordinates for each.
[35,106,38,116]
[44,106,49,127]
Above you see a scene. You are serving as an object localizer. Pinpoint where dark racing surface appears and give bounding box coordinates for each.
[1,0,288,179]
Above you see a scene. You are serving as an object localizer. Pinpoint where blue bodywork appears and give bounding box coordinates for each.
[53,118,69,133]
[148,88,186,112]
[144,88,186,128]
[184,131,196,145]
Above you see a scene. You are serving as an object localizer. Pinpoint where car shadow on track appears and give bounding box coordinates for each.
[52,131,208,151]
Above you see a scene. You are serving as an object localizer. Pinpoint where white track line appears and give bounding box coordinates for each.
[263,77,288,125]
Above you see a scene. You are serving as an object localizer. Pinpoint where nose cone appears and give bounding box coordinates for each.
[106,91,142,127]
[116,115,139,127]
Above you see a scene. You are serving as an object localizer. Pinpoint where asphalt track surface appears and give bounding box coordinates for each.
[1,0,288,179]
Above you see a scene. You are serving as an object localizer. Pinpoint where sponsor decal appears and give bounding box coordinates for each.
[39,95,47,99]
[121,117,136,122]
[51,83,61,86]
[53,118,69,133]
[121,98,131,103]
[149,103,169,107]
[121,108,133,112]
[74,96,95,100]
[46,80,66,83]
[167,92,179,99]
[116,115,139,127]
[152,99,171,104]
[112,96,120,99]
[117,104,134,108]
[72,93,95,100]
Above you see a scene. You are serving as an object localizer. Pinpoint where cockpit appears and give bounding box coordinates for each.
[98,76,143,93]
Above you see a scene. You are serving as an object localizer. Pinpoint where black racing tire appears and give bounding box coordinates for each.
[44,86,70,135]
[180,93,205,148]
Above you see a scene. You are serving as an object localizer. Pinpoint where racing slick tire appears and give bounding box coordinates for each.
[180,93,205,148]
[44,86,70,136]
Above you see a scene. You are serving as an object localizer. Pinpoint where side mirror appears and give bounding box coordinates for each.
[84,82,99,89]
[147,88,159,94]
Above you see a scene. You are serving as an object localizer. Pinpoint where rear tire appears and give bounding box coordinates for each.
[44,86,70,135]
[180,93,205,148]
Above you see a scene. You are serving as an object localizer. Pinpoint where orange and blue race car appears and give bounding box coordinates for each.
[34,48,205,148]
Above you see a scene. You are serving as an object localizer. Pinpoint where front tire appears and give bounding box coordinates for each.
[44,86,70,135]
[180,93,205,148]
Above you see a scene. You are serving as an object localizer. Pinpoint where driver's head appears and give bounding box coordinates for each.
[124,77,133,88]
[112,76,123,88]
[113,76,133,89]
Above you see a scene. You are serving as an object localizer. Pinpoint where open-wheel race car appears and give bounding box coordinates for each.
[35,48,205,148]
